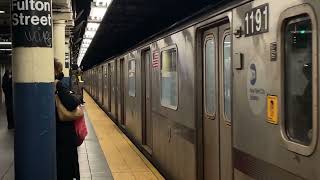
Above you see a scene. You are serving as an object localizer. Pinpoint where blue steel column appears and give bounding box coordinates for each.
[11,0,56,179]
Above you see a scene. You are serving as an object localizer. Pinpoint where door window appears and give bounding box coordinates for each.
[160,48,178,110]
[284,16,313,145]
[223,34,232,121]
[204,37,216,115]
[128,60,136,97]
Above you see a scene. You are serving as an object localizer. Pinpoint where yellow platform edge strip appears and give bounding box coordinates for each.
[83,91,165,180]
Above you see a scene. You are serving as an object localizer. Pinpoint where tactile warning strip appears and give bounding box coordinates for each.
[84,91,165,180]
[78,112,113,180]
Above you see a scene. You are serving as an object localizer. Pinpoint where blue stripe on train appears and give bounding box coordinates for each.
[14,83,56,180]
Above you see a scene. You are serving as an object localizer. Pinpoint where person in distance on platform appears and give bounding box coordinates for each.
[54,59,82,180]
[2,69,14,130]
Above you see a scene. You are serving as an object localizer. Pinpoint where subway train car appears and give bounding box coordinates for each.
[83,0,320,179]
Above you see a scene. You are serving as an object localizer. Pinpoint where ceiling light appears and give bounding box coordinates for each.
[84,31,96,39]
[77,0,113,65]
[82,44,89,48]
[0,42,12,45]
[89,7,107,22]
[86,23,100,31]
[0,11,5,14]
[93,0,112,7]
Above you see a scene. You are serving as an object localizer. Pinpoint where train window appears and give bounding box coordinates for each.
[128,60,136,97]
[223,34,231,122]
[160,48,178,110]
[284,16,313,145]
[205,38,215,115]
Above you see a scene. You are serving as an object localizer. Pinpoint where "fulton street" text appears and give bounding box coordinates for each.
[12,0,52,26]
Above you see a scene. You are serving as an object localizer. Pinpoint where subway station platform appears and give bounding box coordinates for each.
[83,91,164,180]
[0,103,14,180]
[0,93,163,180]
[78,112,113,180]
[0,102,113,180]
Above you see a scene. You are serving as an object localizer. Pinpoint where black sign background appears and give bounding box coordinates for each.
[11,0,52,48]
[244,4,269,37]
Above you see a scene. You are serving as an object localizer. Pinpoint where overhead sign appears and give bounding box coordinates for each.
[11,0,53,47]
[244,4,269,37]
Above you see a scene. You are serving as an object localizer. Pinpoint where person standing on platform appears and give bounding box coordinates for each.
[54,59,82,180]
[2,69,14,129]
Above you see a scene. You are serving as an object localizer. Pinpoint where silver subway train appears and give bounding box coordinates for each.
[83,0,320,179]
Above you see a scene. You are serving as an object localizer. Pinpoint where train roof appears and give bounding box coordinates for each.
[80,0,239,70]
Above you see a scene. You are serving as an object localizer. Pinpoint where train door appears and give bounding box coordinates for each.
[94,68,97,99]
[95,68,98,100]
[118,58,125,126]
[202,22,232,180]
[103,65,108,110]
[108,63,111,112]
[90,70,92,95]
[92,69,94,95]
[98,68,100,102]
[110,62,117,117]
[101,66,104,104]
[88,70,90,94]
[114,60,118,120]
[93,69,95,96]
[89,70,91,94]
[92,69,94,97]
[141,49,153,152]
[99,66,103,104]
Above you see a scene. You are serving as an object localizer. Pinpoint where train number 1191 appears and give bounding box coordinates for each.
[244,4,269,37]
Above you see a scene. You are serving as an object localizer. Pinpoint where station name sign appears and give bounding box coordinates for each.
[11,0,52,47]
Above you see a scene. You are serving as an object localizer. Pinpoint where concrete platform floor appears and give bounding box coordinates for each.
[83,92,165,180]
[0,102,113,180]
[0,104,14,180]
[79,112,114,180]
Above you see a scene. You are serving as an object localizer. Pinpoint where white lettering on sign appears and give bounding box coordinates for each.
[244,4,269,37]
[11,0,52,47]
[12,0,51,11]
[24,31,52,46]
[12,0,52,26]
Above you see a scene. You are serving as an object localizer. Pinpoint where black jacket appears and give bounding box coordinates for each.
[56,81,80,111]
[2,72,12,98]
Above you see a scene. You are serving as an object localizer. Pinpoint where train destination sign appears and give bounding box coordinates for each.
[11,0,52,47]
[244,4,269,37]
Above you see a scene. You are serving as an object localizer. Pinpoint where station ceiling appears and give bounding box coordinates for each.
[70,0,91,58]
[80,0,234,70]
[0,0,10,36]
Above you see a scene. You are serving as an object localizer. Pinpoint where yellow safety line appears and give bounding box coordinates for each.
[119,131,165,180]
[84,91,165,180]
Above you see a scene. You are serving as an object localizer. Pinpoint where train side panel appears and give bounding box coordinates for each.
[232,0,320,179]
[124,52,143,143]
[149,27,197,180]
